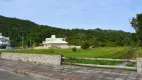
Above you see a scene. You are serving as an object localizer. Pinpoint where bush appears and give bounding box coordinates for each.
[81,41,90,50]
[122,48,137,59]
[0,45,6,49]
[72,47,77,52]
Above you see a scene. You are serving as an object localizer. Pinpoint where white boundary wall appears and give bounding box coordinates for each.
[1,52,62,65]
[137,58,142,73]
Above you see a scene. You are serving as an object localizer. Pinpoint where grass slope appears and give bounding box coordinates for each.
[0,47,138,58]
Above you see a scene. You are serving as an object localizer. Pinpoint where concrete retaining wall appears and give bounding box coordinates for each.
[1,52,62,65]
[137,58,142,73]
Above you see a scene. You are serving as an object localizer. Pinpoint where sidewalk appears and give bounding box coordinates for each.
[0,70,35,80]
[0,59,141,80]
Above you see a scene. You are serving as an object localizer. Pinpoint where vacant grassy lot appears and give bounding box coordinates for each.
[0,47,141,59]
[1,47,140,67]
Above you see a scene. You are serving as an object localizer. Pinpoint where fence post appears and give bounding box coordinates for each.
[61,55,64,65]
[137,58,142,73]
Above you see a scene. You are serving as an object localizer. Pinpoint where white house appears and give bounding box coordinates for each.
[34,35,81,49]
[42,35,68,49]
[0,33,10,48]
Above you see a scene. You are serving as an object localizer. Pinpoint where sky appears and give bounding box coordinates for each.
[0,0,142,32]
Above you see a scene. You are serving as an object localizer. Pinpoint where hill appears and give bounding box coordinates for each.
[0,15,138,47]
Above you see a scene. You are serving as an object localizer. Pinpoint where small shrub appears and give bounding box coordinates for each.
[0,45,6,49]
[72,47,77,52]
[81,41,89,50]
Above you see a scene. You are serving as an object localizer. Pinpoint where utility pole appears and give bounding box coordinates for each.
[30,38,32,48]
[22,36,24,49]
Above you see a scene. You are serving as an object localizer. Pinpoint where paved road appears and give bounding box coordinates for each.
[0,59,141,80]
[0,70,35,80]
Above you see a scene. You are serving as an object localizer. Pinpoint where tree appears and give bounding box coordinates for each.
[130,14,142,47]
[0,15,137,47]
[78,33,86,44]
[81,41,90,50]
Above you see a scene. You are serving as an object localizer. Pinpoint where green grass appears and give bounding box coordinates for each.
[126,62,136,67]
[64,59,123,66]
[0,47,134,59]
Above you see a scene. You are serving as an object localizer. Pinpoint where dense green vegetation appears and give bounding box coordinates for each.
[130,13,142,47]
[0,15,138,47]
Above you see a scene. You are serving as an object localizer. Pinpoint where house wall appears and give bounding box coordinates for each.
[0,35,10,46]
[43,43,69,49]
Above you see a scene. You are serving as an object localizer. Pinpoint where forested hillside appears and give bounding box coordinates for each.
[0,15,138,47]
